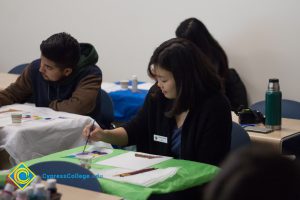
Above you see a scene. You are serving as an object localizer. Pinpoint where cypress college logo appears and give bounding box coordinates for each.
[9,162,36,190]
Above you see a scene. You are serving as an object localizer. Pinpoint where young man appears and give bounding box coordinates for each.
[0,32,102,117]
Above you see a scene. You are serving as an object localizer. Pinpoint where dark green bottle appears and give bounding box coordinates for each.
[265,78,282,130]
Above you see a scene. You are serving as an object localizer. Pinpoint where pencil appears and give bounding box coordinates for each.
[116,168,157,177]
[82,120,95,153]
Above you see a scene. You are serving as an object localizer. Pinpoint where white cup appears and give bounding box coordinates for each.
[11,113,22,124]
[120,80,129,89]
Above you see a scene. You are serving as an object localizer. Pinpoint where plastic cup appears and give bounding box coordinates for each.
[76,154,93,169]
[120,80,129,89]
[11,113,22,124]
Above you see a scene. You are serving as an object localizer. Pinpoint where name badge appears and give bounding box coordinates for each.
[153,134,168,144]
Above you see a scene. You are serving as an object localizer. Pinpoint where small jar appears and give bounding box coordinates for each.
[131,75,138,92]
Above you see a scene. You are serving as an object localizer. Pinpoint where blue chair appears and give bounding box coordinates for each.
[29,161,101,192]
[91,89,114,129]
[8,63,28,74]
[250,99,300,119]
[231,122,251,151]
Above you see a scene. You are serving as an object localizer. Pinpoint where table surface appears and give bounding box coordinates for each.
[0,72,19,90]
[232,112,300,152]
[56,182,122,200]
[102,82,153,122]
[0,74,153,122]
[23,146,219,200]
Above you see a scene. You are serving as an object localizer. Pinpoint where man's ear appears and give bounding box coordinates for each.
[63,68,73,77]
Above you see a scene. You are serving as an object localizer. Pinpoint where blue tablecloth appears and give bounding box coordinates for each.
[109,89,148,121]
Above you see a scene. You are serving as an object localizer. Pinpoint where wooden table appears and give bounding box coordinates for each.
[56,183,122,200]
[0,73,19,90]
[232,112,300,153]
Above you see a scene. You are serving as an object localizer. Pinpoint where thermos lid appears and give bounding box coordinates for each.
[268,78,280,91]
[47,179,57,189]
[269,78,279,83]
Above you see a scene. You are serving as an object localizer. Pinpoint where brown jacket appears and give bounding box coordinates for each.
[0,62,102,115]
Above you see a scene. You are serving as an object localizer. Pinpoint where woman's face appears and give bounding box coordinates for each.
[155,66,177,99]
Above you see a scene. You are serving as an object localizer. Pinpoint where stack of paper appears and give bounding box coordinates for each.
[96,152,172,170]
[92,167,179,187]
[93,151,177,187]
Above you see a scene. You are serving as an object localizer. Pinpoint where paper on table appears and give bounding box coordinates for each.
[96,152,172,170]
[91,167,179,187]
[101,82,154,93]
[0,109,21,114]
[138,82,153,90]
[101,82,122,93]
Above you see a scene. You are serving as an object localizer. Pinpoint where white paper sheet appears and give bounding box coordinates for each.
[95,151,172,170]
[92,167,179,187]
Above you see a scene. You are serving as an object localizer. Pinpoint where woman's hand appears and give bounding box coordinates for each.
[82,124,128,146]
[82,124,104,141]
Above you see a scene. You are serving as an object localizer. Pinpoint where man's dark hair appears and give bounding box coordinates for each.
[148,38,221,117]
[40,32,80,69]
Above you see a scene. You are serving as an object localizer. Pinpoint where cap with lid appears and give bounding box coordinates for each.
[267,78,280,91]
[34,183,45,191]
[47,179,57,189]
[4,183,15,192]
[16,189,27,198]
[24,186,34,195]
[269,78,279,83]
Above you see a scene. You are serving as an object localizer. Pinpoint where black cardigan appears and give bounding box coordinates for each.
[123,88,232,166]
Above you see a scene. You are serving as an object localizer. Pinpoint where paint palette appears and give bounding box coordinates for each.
[65,146,113,159]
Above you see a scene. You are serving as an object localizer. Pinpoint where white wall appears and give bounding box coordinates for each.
[1,0,299,104]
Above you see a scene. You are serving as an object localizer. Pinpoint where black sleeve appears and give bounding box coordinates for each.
[197,96,232,165]
[122,88,154,146]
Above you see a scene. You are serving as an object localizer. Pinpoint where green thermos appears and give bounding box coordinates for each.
[265,78,282,130]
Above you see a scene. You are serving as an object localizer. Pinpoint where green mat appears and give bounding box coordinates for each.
[2,146,219,200]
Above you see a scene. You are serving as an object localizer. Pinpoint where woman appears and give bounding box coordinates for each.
[176,17,248,111]
[83,38,232,165]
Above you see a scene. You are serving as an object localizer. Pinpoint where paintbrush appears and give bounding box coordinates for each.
[82,120,95,153]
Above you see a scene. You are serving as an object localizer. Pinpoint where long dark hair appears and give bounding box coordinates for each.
[176,18,229,80]
[148,38,221,117]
